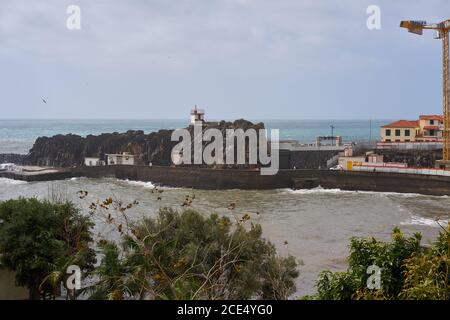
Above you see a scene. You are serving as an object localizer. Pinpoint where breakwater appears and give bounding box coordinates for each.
[2,165,450,196]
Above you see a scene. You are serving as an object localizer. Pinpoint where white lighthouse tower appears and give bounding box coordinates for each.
[190,106,205,125]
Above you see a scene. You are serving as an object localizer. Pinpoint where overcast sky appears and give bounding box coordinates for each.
[0,0,448,120]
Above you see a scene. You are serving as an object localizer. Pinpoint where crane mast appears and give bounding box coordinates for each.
[443,29,449,162]
[400,19,450,167]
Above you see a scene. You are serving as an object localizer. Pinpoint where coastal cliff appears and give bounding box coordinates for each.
[15,119,264,167]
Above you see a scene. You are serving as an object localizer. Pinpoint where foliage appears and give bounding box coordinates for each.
[312,225,450,300]
[89,208,299,300]
[348,227,422,297]
[87,241,129,300]
[315,270,359,300]
[399,223,450,300]
[0,197,96,299]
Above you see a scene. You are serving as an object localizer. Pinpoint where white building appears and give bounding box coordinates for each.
[105,152,136,165]
[84,157,105,166]
[190,106,205,125]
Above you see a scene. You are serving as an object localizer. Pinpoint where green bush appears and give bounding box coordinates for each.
[399,225,449,300]
[312,226,450,300]
[89,208,299,300]
[0,198,96,299]
[316,270,359,300]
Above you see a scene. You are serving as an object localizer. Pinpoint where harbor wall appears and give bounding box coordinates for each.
[289,150,340,169]
[72,165,450,196]
[2,165,450,196]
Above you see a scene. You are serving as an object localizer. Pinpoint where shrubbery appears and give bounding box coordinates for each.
[89,208,299,300]
[0,196,299,300]
[311,226,449,300]
[0,198,96,299]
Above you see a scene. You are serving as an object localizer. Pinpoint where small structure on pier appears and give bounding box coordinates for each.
[84,157,105,166]
[190,106,205,125]
[316,136,343,147]
[105,152,136,165]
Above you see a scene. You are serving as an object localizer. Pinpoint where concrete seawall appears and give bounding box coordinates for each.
[2,165,450,196]
[75,166,450,196]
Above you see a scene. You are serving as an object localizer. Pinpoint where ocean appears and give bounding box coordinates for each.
[1,118,447,297]
[0,177,448,296]
[0,119,389,154]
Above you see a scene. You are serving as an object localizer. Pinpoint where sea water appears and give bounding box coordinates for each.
[0,177,448,296]
[0,119,389,154]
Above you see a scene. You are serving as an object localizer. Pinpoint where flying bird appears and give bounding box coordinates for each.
[42,98,47,104]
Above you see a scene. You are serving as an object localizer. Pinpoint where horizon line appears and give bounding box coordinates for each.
[0,117,396,121]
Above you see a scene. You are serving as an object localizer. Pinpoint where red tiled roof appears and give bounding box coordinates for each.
[382,120,419,128]
[419,115,443,120]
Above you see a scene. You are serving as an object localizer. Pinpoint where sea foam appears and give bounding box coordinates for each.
[119,179,156,189]
[280,186,448,199]
[0,177,27,185]
[400,215,449,228]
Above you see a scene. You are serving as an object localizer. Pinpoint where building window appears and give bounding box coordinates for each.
[430,120,434,125]
[385,139,391,142]
[405,129,410,136]
[385,129,391,136]
[395,129,401,136]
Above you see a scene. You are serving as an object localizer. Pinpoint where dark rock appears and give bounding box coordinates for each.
[0,153,28,165]
[23,120,266,167]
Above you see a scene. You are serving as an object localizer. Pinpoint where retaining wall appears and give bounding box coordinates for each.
[72,166,450,196]
[2,165,450,196]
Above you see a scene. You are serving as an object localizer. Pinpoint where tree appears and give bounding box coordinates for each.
[0,198,96,299]
[89,207,299,300]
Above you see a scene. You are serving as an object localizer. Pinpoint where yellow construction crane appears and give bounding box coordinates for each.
[400,19,450,168]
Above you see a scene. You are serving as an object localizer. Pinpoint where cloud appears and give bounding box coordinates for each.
[0,0,399,72]
[0,0,448,119]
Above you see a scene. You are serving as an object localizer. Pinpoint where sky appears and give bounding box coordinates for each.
[0,0,449,120]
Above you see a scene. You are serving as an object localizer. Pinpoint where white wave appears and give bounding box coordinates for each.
[0,163,13,170]
[0,178,27,185]
[280,186,448,199]
[68,177,87,181]
[119,179,156,189]
[117,179,184,190]
[400,215,449,228]
[282,187,350,195]
[0,163,20,171]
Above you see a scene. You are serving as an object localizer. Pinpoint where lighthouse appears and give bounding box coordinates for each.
[190,106,205,125]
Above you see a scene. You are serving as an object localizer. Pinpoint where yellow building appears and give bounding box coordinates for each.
[380,120,419,142]
[417,115,443,140]
[380,115,443,143]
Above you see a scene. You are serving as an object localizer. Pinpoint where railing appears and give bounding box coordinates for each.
[376,141,443,150]
[191,108,205,114]
[352,164,450,176]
